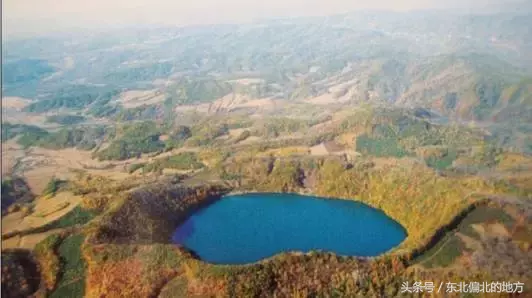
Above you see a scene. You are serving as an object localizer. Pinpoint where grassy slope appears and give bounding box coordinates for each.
[49,234,87,298]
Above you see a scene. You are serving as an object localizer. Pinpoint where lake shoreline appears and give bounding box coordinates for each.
[173,191,407,265]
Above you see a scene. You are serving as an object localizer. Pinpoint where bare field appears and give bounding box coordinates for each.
[237,136,261,145]
[175,94,276,114]
[118,89,166,108]
[1,191,82,235]
[2,97,32,110]
[228,128,247,138]
[4,146,128,194]
[226,78,265,85]
[3,143,208,195]
[1,140,25,176]
[1,228,65,250]
[17,147,106,194]
[1,191,82,250]
[305,93,338,105]
[2,111,51,127]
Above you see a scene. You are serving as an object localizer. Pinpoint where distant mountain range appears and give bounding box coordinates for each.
[2,9,531,128]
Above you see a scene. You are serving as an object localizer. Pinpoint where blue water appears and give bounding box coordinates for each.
[171,193,406,264]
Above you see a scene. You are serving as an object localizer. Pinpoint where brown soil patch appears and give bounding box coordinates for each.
[2,229,64,250]
[18,229,63,249]
[485,223,511,238]
[456,233,482,251]
[228,128,246,138]
[118,89,166,108]
[208,93,272,113]
[305,93,337,105]
[1,140,25,176]
[239,98,276,108]
[1,211,26,234]
[1,235,22,249]
[2,97,31,110]
[215,134,231,141]
[175,94,275,114]
[237,136,261,145]
[471,224,486,237]
[22,166,73,195]
[10,146,134,194]
[471,222,511,239]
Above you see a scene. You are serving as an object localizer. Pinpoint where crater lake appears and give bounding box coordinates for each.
[172,193,407,264]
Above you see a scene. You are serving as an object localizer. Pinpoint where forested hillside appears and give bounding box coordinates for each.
[3,10,532,124]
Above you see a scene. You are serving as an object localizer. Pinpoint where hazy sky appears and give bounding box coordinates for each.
[2,0,526,37]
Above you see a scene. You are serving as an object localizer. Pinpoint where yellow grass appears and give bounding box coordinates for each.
[496,152,532,171]
[228,128,246,138]
[336,133,359,149]
[1,191,82,236]
[118,89,166,108]
[4,145,200,195]
[1,229,64,250]
[1,112,50,127]
[257,146,310,157]
[1,140,25,175]
[305,94,338,105]
[175,94,275,114]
